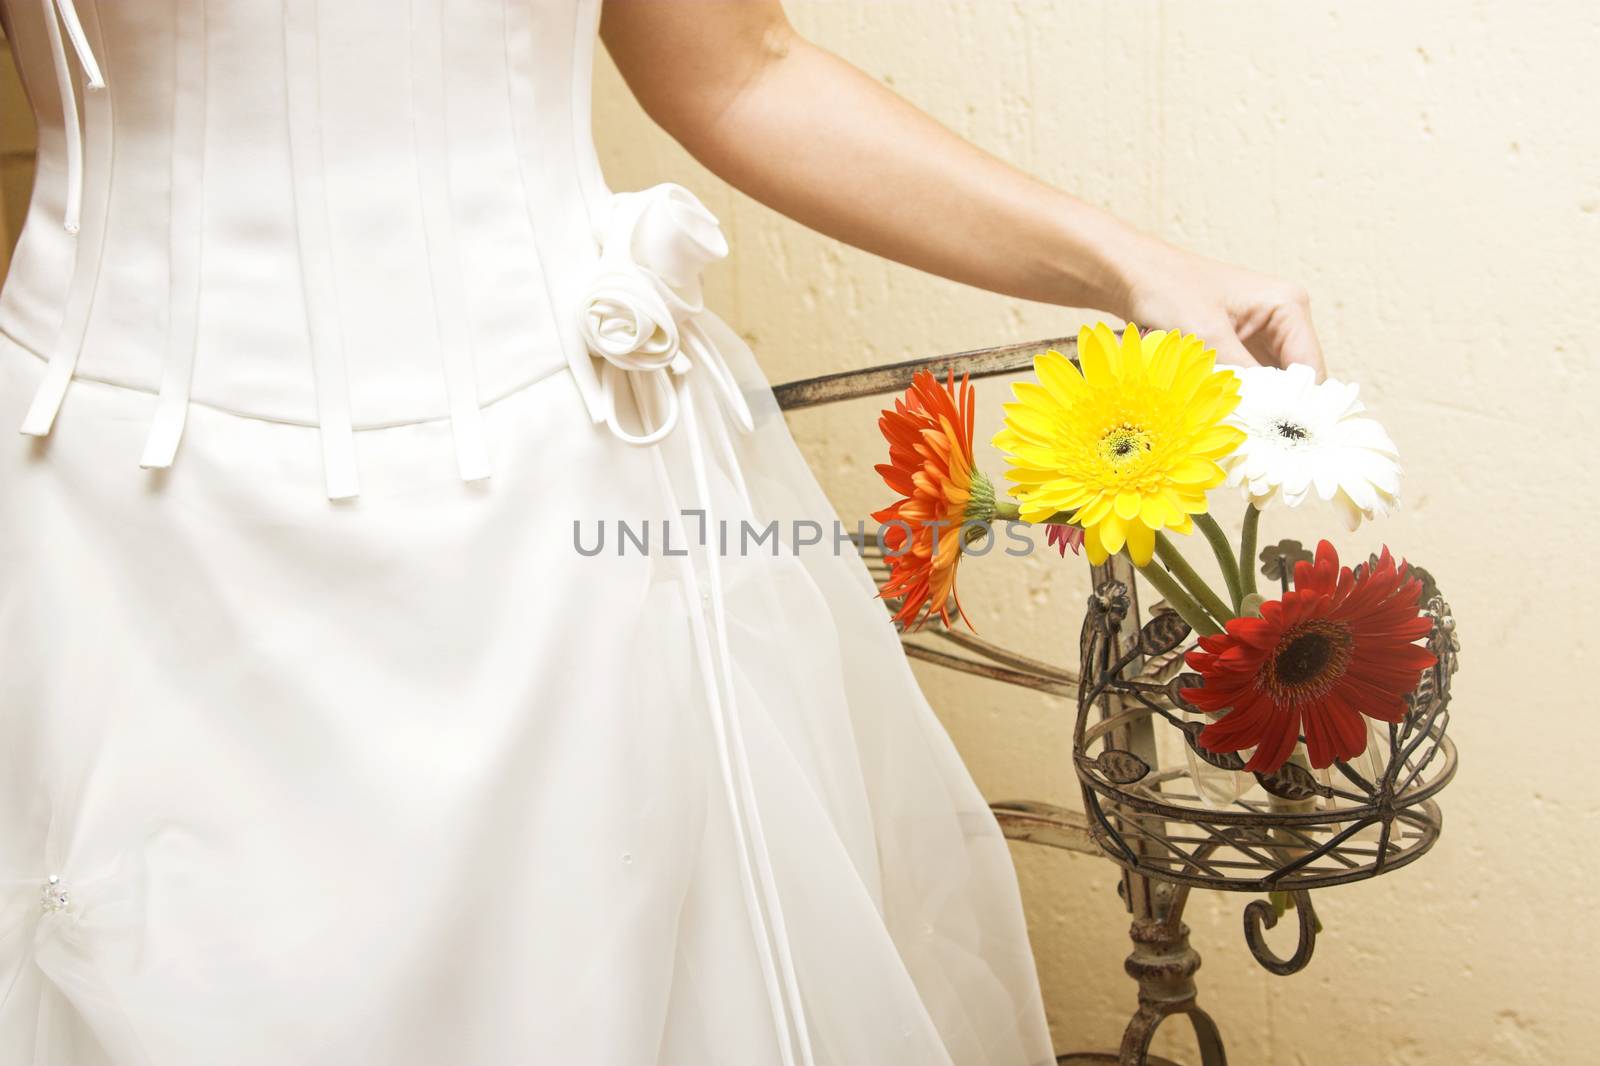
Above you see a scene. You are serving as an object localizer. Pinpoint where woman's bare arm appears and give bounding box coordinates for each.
[600,0,1323,375]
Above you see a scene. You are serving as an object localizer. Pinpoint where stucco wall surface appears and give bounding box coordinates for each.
[593,4,1597,1064]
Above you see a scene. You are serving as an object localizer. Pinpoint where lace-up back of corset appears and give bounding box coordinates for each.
[0,0,608,496]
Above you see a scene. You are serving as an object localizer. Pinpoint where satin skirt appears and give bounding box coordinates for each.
[0,318,1052,1066]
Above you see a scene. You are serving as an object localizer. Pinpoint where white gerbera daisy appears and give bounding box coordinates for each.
[1221,364,1401,529]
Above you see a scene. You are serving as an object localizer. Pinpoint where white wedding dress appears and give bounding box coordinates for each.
[0,2,1052,1063]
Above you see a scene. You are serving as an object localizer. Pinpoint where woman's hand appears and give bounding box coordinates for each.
[1114,235,1327,378]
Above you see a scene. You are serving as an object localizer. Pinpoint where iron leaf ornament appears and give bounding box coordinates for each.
[1258,539,1315,592]
[1089,749,1152,785]
[1139,606,1193,658]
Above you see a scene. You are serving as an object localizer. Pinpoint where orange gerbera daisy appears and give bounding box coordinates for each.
[871,370,993,630]
[1181,540,1437,773]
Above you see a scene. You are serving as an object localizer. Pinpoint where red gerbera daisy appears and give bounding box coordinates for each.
[1046,523,1085,557]
[1180,539,1437,773]
[871,370,991,630]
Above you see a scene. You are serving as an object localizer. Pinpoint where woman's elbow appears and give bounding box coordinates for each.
[604,3,800,142]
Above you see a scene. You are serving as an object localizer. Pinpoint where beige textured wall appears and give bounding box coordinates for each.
[0,28,34,277]
[595,4,1597,1064]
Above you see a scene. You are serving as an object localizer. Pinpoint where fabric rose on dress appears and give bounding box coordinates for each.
[623,183,728,310]
[579,266,682,374]
[579,184,729,375]
[1221,364,1401,530]
[577,184,747,445]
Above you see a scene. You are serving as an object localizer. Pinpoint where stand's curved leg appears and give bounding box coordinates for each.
[1185,1006,1228,1066]
[1243,891,1318,975]
[1118,1004,1166,1065]
[1112,1004,1227,1066]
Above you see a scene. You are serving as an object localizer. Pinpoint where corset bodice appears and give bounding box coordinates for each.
[1,0,628,496]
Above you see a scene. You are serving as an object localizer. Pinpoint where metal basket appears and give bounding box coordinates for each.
[1073,559,1458,898]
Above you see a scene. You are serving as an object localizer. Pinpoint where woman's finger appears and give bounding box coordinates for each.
[1210,327,1266,370]
[1269,302,1327,379]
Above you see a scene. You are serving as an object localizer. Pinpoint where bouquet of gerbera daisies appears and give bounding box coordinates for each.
[871,322,1433,778]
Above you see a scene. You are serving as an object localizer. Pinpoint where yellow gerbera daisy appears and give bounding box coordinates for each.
[993,323,1246,567]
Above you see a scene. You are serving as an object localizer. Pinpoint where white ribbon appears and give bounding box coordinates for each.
[17,0,108,440]
[39,0,104,235]
[677,387,814,1066]
[576,183,754,446]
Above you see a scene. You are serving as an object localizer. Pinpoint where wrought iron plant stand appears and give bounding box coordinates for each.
[774,337,1459,1066]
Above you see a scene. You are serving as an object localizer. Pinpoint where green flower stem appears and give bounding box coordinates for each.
[1238,502,1261,599]
[1154,533,1235,627]
[1135,559,1222,636]
[1195,512,1244,612]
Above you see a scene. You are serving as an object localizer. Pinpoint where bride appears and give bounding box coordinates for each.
[0,1,1322,1063]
